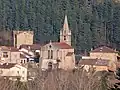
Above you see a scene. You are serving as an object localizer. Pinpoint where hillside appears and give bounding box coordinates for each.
[0,0,120,53]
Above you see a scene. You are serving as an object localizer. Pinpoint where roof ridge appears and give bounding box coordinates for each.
[91,46,116,53]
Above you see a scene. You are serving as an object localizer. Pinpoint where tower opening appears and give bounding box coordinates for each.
[64,36,66,40]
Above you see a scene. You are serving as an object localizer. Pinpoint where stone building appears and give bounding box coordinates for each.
[90,46,118,71]
[79,59,109,72]
[13,31,33,48]
[41,15,75,70]
[0,46,21,64]
[0,63,27,82]
[0,30,34,48]
[81,46,118,71]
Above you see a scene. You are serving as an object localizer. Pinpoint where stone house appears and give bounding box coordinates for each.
[0,63,27,82]
[79,59,109,72]
[19,44,41,56]
[90,46,118,71]
[0,46,21,64]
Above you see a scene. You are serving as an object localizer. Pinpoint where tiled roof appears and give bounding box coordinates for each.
[0,46,19,52]
[0,63,16,69]
[90,46,116,53]
[52,42,72,49]
[0,46,10,51]
[19,44,41,50]
[8,47,19,52]
[79,59,109,66]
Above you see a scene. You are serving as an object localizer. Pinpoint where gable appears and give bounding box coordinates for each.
[42,42,73,50]
[52,42,72,49]
[42,43,58,50]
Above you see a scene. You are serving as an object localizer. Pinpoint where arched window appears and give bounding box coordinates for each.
[48,50,50,59]
[48,50,53,59]
[51,50,53,59]
[48,62,52,70]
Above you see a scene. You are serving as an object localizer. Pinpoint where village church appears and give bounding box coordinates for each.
[41,15,75,70]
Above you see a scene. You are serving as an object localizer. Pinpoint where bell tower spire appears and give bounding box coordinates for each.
[63,15,69,31]
[60,14,71,46]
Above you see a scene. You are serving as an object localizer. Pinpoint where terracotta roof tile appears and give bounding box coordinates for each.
[20,44,41,50]
[0,46,9,51]
[52,42,72,49]
[8,47,19,52]
[90,46,116,53]
[79,59,109,66]
[0,46,19,52]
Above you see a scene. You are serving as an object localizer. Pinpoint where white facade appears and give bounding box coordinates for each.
[0,64,27,82]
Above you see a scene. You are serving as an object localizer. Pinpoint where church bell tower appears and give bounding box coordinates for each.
[60,15,71,46]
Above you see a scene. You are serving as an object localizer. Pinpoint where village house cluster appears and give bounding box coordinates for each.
[0,15,119,82]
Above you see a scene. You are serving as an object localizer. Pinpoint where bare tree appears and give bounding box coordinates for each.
[0,68,113,90]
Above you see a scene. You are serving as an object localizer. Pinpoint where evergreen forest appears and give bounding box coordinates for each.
[0,0,120,54]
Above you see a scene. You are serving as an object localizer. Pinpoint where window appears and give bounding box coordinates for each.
[17,71,19,74]
[22,77,24,80]
[22,71,24,74]
[51,50,53,59]
[21,60,23,63]
[24,60,25,63]
[48,50,53,59]
[48,50,50,59]
[3,52,8,58]
[49,45,52,48]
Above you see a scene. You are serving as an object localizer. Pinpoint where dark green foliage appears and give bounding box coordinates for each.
[0,0,120,53]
